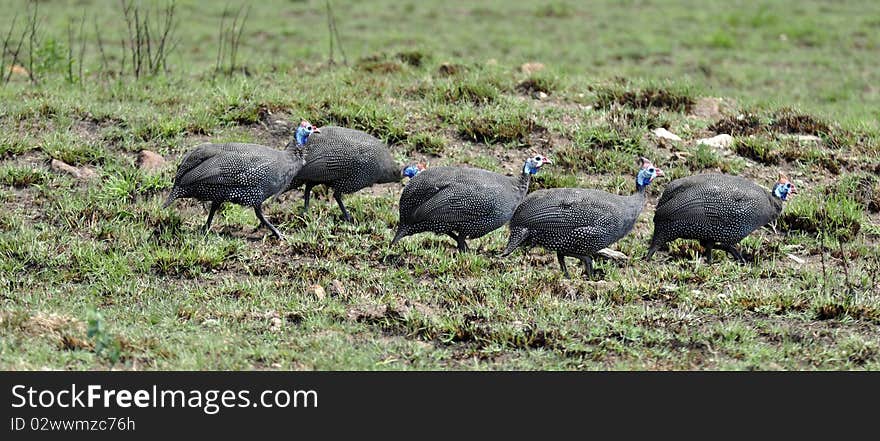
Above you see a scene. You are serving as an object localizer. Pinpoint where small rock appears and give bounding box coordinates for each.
[520,62,545,75]
[269,316,283,332]
[786,253,805,264]
[695,134,734,149]
[137,150,165,172]
[309,284,326,301]
[690,97,723,120]
[653,128,682,142]
[780,134,823,144]
[673,151,693,160]
[50,159,97,180]
[596,248,629,261]
[329,279,346,297]
[536,91,548,100]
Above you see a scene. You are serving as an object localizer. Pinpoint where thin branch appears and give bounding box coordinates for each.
[77,10,86,84]
[229,5,249,73]
[215,4,228,76]
[1,13,20,84]
[94,18,108,74]
[325,0,334,65]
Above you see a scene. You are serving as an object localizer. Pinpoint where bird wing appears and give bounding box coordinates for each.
[656,175,709,207]
[408,181,498,225]
[655,181,758,226]
[297,127,379,182]
[174,144,277,188]
[513,190,622,229]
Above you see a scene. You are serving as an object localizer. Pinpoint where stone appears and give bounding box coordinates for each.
[653,128,682,142]
[690,97,723,120]
[695,134,734,149]
[520,62,545,75]
[309,284,326,301]
[50,159,97,180]
[137,150,165,172]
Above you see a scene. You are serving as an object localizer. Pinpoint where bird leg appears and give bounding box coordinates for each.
[700,240,714,264]
[333,191,354,223]
[557,252,570,278]
[301,183,315,214]
[254,206,283,239]
[719,244,746,264]
[645,240,663,261]
[449,232,469,252]
[203,201,222,235]
[573,254,594,279]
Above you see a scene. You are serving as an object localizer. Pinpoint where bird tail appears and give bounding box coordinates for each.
[390,226,410,246]
[501,227,528,257]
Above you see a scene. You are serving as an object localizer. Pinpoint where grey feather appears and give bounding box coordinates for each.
[293,126,404,221]
[392,163,536,252]
[646,173,786,263]
[164,142,306,238]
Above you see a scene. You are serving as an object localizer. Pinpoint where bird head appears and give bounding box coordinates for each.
[523,154,552,175]
[773,173,797,201]
[294,120,320,146]
[636,157,664,188]
[402,163,426,179]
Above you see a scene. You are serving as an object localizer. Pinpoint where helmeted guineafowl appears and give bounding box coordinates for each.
[502,157,664,278]
[391,155,552,252]
[645,173,796,263]
[163,120,319,238]
[292,126,412,222]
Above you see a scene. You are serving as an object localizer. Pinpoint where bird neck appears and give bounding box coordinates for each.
[516,170,532,196]
[378,162,405,184]
[631,183,648,206]
[284,139,305,152]
[769,191,785,217]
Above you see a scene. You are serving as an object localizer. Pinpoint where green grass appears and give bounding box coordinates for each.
[1,0,879,371]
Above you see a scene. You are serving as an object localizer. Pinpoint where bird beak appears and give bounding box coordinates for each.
[312,127,321,133]
[655,169,665,177]
[789,185,797,194]
[543,157,552,164]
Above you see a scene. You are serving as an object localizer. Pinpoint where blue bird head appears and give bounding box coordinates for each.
[294,120,320,146]
[523,155,552,175]
[773,174,797,201]
[402,163,426,178]
[636,157,664,189]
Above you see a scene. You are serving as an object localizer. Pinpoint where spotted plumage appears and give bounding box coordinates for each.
[646,173,796,263]
[502,158,663,278]
[391,155,551,252]
[163,121,319,238]
[293,126,408,222]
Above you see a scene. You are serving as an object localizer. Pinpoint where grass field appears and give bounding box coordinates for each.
[1,0,879,370]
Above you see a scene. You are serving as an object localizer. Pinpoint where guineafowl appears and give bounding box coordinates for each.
[163,120,319,238]
[293,126,411,222]
[391,155,552,252]
[645,173,796,263]
[502,158,664,278]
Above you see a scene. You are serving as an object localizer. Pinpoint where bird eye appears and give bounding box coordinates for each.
[534,156,541,161]
[785,183,791,189]
[648,168,655,173]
